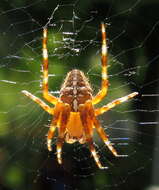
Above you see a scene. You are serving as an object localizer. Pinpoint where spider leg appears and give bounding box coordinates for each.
[79,103,107,169]
[42,28,58,104]
[22,90,54,115]
[92,23,109,105]
[93,117,128,157]
[47,102,63,151]
[86,100,127,158]
[95,92,138,116]
[56,104,70,164]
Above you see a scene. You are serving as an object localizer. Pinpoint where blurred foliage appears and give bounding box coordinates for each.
[0,0,159,190]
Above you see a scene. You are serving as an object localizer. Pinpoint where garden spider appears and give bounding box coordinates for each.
[22,23,138,169]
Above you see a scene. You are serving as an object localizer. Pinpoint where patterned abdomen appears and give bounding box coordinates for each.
[60,69,93,112]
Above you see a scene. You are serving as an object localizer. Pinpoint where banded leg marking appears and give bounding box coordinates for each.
[93,117,128,157]
[92,23,109,105]
[42,28,58,104]
[79,104,107,169]
[56,104,70,164]
[47,124,56,151]
[22,90,54,115]
[95,92,138,116]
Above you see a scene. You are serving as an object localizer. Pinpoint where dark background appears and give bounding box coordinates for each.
[0,0,159,190]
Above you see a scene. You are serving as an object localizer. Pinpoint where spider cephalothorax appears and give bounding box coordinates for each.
[22,23,138,169]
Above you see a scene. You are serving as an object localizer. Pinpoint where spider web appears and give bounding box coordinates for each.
[0,0,159,190]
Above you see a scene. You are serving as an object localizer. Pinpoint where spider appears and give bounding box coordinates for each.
[22,23,138,169]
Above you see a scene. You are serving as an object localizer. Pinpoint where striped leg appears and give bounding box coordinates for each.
[93,117,127,157]
[47,102,63,151]
[42,28,58,104]
[86,101,127,158]
[79,104,107,169]
[22,90,54,115]
[56,104,70,164]
[95,92,138,116]
[47,124,56,151]
[92,23,109,105]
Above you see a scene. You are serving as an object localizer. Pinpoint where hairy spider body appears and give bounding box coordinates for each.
[60,69,93,144]
[60,69,92,111]
[22,23,138,169]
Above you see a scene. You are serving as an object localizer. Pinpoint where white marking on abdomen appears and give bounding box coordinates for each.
[73,99,78,111]
[73,87,77,96]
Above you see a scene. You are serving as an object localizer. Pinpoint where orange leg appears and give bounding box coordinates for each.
[22,90,54,115]
[47,123,57,151]
[95,92,138,116]
[42,28,58,104]
[79,103,107,169]
[47,102,63,151]
[92,23,109,105]
[93,117,128,157]
[86,101,127,158]
[56,104,70,164]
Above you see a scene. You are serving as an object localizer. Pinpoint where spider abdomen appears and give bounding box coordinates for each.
[60,69,93,112]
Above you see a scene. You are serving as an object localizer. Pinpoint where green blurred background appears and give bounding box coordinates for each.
[0,0,159,190]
